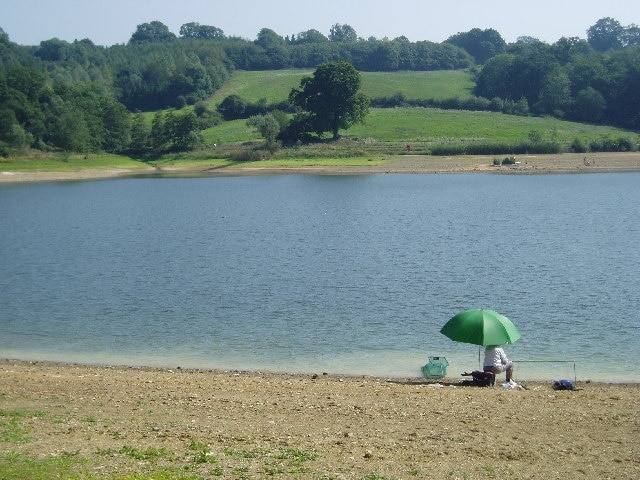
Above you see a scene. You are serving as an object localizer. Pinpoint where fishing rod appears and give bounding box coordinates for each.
[514,360,577,382]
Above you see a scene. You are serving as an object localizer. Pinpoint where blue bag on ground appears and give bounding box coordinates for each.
[553,379,575,390]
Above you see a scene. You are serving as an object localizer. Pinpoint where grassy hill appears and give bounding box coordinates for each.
[201,69,636,157]
[209,69,475,105]
[346,108,626,143]
[202,107,633,156]
[362,70,475,101]
[209,70,312,104]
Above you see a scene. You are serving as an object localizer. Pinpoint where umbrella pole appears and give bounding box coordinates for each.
[478,346,481,369]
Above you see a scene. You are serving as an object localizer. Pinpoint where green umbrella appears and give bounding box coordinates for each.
[440,309,521,346]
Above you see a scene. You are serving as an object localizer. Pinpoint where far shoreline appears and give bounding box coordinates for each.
[2,152,640,184]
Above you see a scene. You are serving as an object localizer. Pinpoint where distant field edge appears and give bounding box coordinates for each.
[2,152,640,184]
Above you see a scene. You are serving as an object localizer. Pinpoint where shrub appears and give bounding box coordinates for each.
[229,148,272,162]
[431,140,561,156]
[589,136,636,152]
[217,95,247,120]
[571,138,588,153]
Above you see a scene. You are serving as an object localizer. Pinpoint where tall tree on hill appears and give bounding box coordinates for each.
[329,24,358,43]
[445,28,506,64]
[587,17,624,52]
[179,22,225,40]
[129,21,177,44]
[287,61,369,141]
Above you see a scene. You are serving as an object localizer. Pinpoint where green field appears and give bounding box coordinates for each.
[202,107,633,150]
[0,153,149,171]
[208,69,475,105]
[209,70,313,104]
[360,70,475,100]
[346,108,629,143]
[202,69,635,153]
[167,68,638,153]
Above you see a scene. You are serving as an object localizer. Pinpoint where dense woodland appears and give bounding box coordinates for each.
[1,17,639,155]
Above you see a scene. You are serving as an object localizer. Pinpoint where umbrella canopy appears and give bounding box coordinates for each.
[440,309,521,346]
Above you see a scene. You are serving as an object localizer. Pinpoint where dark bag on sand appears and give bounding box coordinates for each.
[553,379,575,390]
[462,371,495,387]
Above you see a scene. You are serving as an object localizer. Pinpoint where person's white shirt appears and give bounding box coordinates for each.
[484,346,509,369]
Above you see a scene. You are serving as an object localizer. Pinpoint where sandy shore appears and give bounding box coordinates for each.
[1,360,638,479]
[2,152,640,183]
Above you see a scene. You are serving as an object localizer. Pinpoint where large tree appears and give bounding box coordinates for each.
[288,61,369,140]
[445,28,506,64]
[129,21,176,44]
[179,22,224,40]
[329,24,357,43]
[587,17,624,52]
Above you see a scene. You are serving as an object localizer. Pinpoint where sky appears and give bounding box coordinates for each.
[1,0,638,47]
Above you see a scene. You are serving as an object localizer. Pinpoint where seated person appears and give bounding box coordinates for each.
[483,345,514,382]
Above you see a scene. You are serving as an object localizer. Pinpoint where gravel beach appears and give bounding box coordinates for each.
[1,360,638,479]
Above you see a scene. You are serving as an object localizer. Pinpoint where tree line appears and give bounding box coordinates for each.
[1,17,639,156]
[473,20,640,130]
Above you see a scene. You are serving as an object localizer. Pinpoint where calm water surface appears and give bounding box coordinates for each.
[1,173,639,381]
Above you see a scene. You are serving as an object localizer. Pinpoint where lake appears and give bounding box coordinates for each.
[1,172,639,382]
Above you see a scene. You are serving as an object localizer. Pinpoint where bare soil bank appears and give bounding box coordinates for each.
[1,360,638,479]
[2,152,640,183]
